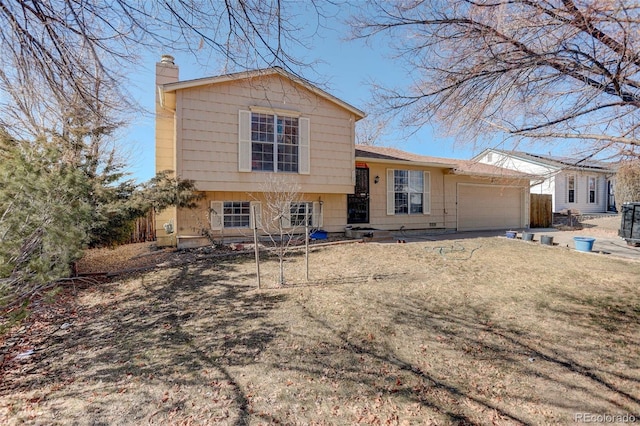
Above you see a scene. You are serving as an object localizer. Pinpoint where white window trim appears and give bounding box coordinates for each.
[284,201,322,228]
[210,201,262,230]
[249,105,301,117]
[238,110,310,174]
[386,169,430,215]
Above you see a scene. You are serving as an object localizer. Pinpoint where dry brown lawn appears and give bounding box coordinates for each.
[1,230,639,425]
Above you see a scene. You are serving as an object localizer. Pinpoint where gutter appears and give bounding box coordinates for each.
[354,156,457,169]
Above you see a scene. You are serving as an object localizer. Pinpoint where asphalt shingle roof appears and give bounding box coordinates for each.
[355,145,534,179]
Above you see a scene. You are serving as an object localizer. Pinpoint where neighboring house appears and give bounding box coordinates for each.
[155,56,532,248]
[474,149,617,214]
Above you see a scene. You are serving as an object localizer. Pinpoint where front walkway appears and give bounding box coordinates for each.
[390,228,640,261]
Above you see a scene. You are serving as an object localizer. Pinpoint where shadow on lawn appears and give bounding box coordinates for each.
[13,255,285,425]
[290,304,532,425]
[395,297,639,416]
[278,284,640,424]
[5,252,639,424]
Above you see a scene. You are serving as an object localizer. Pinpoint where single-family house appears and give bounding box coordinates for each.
[474,149,617,214]
[155,56,532,247]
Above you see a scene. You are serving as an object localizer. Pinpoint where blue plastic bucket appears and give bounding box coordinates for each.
[310,230,328,240]
[573,237,595,252]
[505,231,517,239]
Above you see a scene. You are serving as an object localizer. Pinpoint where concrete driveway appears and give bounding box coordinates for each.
[391,228,640,261]
[525,228,639,260]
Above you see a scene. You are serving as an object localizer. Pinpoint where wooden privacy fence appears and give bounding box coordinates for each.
[530,194,552,228]
[129,209,156,243]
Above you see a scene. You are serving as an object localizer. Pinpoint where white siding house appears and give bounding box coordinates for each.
[474,149,616,214]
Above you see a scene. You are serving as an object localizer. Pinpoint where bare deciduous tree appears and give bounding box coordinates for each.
[258,176,309,286]
[0,0,330,138]
[351,0,640,158]
[614,160,640,206]
[356,115,390,146]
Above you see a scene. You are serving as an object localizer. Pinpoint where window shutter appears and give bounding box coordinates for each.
[423,171,431,214]
[210,201,223,230]
[386,169,395,215]
[298,117,310,174]
[281,203,292,228]
[250,202,262,229]
[238,110,252,172]
[312,201,322,227]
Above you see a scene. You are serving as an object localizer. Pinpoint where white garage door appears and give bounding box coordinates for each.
[458,184,523,231]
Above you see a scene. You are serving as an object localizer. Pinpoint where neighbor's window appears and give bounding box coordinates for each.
[393,170,424,214]
[567,175,576,203]
[289,202,313,227]
[588,176,597,203]
[251,113,299,172]
[223,201,250,228]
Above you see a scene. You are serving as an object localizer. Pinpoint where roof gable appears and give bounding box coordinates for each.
[476,148,615,173]
[162,66,365,120]
[356,145,533,179]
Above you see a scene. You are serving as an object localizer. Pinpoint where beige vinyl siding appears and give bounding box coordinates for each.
[362,161,529,232]
[176,192,347,238]
[364,163,446,230]
[171,75,356,193]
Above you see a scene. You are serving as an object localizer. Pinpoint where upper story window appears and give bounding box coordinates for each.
[251,113,299,172]
[567,175,576,203]
[386,169,431,215]
[239,110,310,174]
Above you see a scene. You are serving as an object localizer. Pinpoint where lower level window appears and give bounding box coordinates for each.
[290,202,313,227]
[223,202,250,228]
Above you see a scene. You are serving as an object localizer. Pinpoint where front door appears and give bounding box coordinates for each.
[348,167,370,224]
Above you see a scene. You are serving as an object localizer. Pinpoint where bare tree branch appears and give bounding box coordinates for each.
[0,0,330,138]
[351,0,640,157]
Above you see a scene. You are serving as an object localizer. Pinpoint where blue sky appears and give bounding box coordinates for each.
[124,9,490,183]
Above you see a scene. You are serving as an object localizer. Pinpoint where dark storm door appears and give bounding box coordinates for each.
[348,167,370,224]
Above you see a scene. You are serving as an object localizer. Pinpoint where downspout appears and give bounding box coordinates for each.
[442,171,447,225]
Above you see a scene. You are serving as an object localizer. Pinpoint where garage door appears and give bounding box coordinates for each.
[457,184,523,231]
